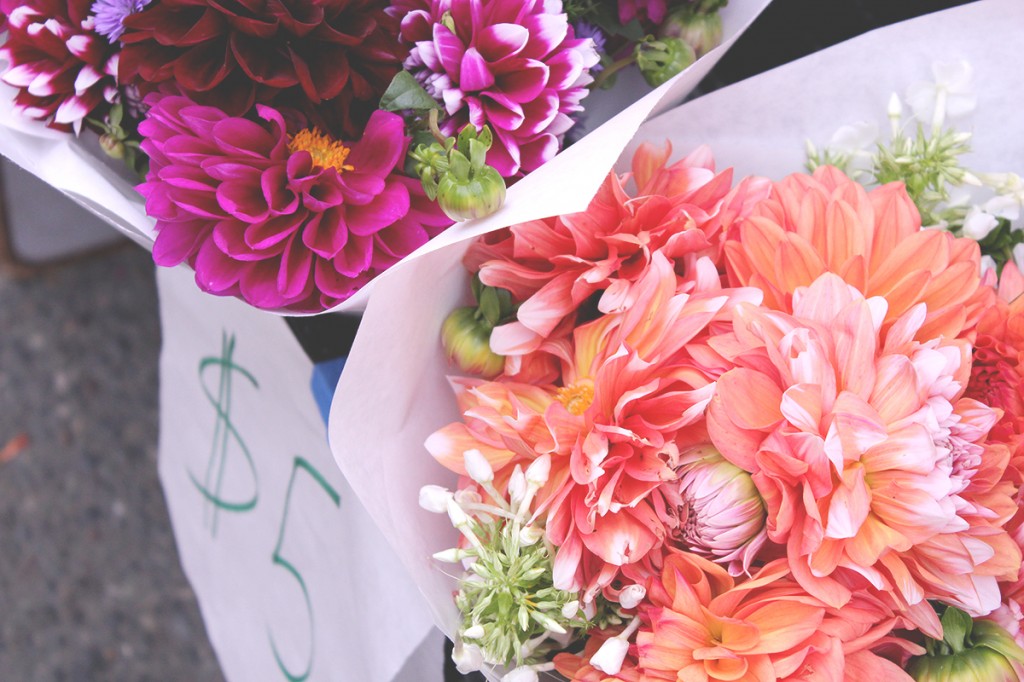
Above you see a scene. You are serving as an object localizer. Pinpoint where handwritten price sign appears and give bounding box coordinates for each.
[156,266,442,682]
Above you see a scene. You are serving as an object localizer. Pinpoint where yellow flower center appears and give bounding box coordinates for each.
[556,382,594,416]
[288,128,355,173]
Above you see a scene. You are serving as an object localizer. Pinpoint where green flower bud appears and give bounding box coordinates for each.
[659,8,723,58]
[635,36,696,88]
[99,133,126,160]
[909,608,1024,682]
[437,162,506,222]
[441,306,505,378]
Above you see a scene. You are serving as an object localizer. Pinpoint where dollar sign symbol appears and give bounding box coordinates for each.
[189,332,260,537]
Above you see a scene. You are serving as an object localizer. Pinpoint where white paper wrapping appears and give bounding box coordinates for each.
[0,0,769,313]
[328,0,1024,671]
[156,263,442,682]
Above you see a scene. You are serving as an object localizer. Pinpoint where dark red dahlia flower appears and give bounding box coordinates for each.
[0,0,119,130]
[138,95,451,312]
[119,0,408,138]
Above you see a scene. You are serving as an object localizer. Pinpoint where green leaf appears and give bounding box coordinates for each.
[477,125,493,150]
[479,286,501,327]
[941,606,974,654]
[456,123,477,155]
[379,71,441,112]
[108,103,123,129]
[471,274,483,304]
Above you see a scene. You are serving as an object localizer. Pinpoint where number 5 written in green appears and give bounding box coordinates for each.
[268,456,341,682]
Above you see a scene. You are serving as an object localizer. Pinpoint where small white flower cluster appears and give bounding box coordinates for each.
[421,453,590,682]
[807,60,1024,269]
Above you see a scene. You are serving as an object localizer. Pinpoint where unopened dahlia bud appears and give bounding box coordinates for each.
[437,161,506,222]
[659,8,723,58]
[662,448,767,575]
[635,36,696,87]
[909,608,1024,682]
[99,133,126,160]
[441,307,505,378]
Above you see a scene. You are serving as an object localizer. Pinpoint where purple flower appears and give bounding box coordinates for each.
[90,0,149,41]
[138,95,451,312]
[398,0,599,178]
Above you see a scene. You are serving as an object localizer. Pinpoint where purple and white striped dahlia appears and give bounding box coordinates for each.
[397,0,599,178]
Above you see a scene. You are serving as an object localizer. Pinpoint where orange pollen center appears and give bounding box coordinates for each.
[556,382,594,416]
[288,128,355,173]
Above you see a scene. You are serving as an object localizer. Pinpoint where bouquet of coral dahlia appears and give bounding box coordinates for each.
[420,136,1024,680]
[326,2,1024,680]
[0,0,764,313]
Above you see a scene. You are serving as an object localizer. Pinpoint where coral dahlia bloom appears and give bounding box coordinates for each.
[707,273,1021,630]
[724,165,994,343]
[429,254,761,600]
[138,96,449,312]
[398,0,599,176]
[0,0,118,130]
[636,551,898,682]
[469,144,770,360]
[119,0,406,137]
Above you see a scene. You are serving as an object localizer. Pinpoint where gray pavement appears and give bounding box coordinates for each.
[0,245,224,681]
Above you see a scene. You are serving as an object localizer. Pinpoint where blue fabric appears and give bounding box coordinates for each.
[311,356,347,427]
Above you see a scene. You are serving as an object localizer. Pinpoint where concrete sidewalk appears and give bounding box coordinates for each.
[0,246,223,681]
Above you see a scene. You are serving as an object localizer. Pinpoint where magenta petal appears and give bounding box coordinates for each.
[476,24,529,63]
[213,220,262,261]
[212,118,277,158]
[486,126,519,176]
[520,14,568,60]
[193,238,241,293]
[303,175,346,211]
[239,259,287,309]
[374,219,429,260]
[545,49,584,90]
[433,25,465,81]
[518,132,559,173]
[345,110,406,177]
[517,90,559,136]
[153,220,210,266]
[346,181,410,236]
[314,259,361,300]
[244,214,302,251]
[301,207,349,258]
[496,59,548,102]
[261,166,300,215]
[481,91,524,131]
[459,47,494,92]
[217,180,271,222]
[332,233,374,276]
[277,234,314,300]
[338,172,386,204]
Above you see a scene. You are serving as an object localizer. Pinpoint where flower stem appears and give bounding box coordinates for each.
[592,53,638,90]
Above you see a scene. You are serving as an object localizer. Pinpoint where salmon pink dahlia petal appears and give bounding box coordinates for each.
[706,272,1021,625]
[470,144,770,361]
[636,552,897,682]
[137,95,449,312]
[0,0,119,130]
[399,0,599,177]
[725,165,994,343]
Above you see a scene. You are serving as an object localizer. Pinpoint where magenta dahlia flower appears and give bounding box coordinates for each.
[119,0,407,139]
[0,0,118,130]
[138,96,450,312]
[399,0,599,177]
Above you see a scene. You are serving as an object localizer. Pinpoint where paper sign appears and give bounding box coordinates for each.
[328,0,1024,660]
[156,263,442,682]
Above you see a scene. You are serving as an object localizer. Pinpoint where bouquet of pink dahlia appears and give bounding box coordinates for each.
[423,138,1024,681]
[0,0,752,313]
